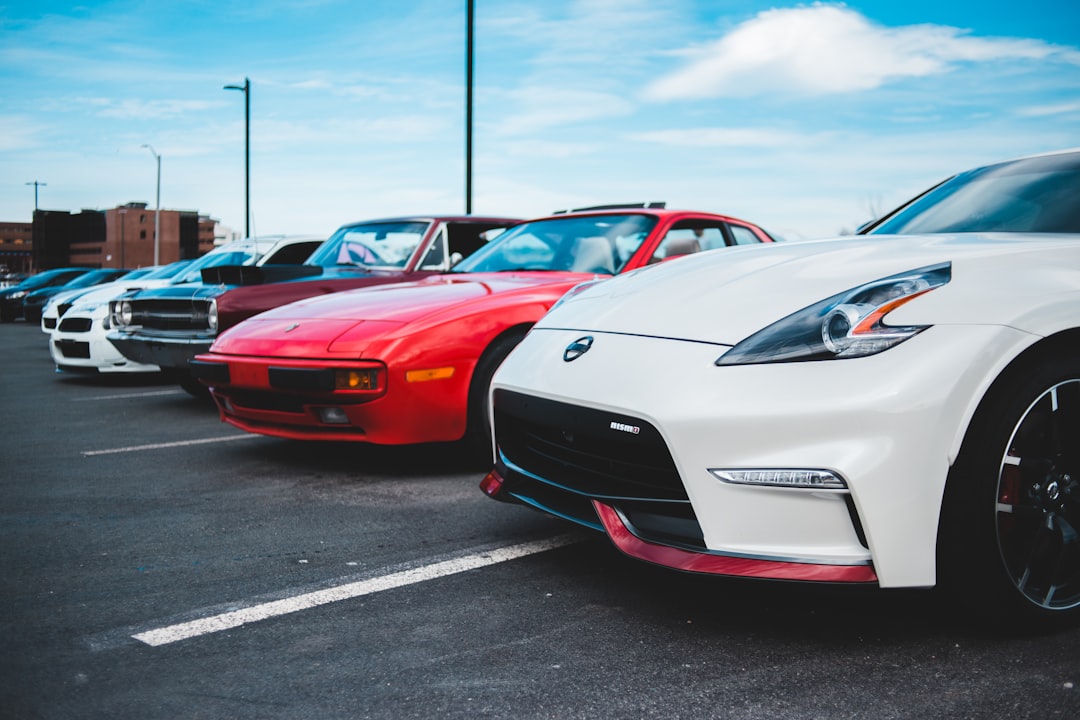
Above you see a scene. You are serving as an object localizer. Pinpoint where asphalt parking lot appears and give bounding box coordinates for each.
[2,321,1078,719]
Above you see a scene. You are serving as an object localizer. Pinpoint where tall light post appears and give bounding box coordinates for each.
[465,0,474,214]
[141,144,161,265]
[224,77,251,238]
[25,180,47,212]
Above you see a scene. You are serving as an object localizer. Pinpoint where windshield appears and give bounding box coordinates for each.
[118,267,156,281]
[452,214,658,274]
[306,221,432,270]
[140,260,194,281]
[173,249,260,284]
[63,269,123,289]
[17,270,77,291]
[868,152,1080,235]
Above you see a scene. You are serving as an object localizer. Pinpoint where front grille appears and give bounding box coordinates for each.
[494,389,687,501]
[55,340,91,359]
[128,300,212,331]
[493,390,706,549]
[59,317,92,333]
[225,390,308,414]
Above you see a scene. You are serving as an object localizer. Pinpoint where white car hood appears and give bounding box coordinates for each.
[535,233,1080,345]
[64,277,179,307]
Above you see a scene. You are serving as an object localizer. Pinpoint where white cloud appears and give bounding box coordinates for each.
[1017,101,1080,117]
[0,116,43,152]
[489,87,635,136]
[90,98,221,120]
[627,127,811,148]
[644,3,1080,101]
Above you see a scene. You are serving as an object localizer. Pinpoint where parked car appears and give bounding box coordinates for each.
[106,234,325,390]
[40,261,193,333]
[190,206,775,455]
[46,261,197,374]
[21,267,134,324]
[480,149,1080,627]
[0,268,94,322]
[110,216,518,393]
[1,271,28,289]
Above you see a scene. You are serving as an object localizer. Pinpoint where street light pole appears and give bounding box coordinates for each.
[465,0,474,215]
[25,180,47,212]
[142,145,161,265]
[224,77,251,238]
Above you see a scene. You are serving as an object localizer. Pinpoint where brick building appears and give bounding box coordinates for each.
[18,204,222,272]
[0,221,33,274]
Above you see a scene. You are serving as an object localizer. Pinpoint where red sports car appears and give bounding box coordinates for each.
[191,205,775,457]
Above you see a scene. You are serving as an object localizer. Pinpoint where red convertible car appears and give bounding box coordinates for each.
[191,205,775,457]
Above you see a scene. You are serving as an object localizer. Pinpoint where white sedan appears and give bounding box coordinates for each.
[482,149,1080,626]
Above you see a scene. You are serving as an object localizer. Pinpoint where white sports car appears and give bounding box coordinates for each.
[46,261,194,373]
[482,149,1080,625]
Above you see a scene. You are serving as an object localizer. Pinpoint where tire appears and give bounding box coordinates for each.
[170,370,213,401]
[463,327,529,466]
[939,342,1080,627]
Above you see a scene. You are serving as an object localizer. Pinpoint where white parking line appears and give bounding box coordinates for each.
[71,389,185,401]
[82,434,259,456]
[133,535,579,647]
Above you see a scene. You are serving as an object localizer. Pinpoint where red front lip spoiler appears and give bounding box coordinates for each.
[592,501,878,583]
[481,469,877,583]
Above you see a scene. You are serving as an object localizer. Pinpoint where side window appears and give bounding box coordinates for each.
[264,241,321,265]
[447,223,501,260]
[650,221,726,263]
[419,226,448,270]
[729,224,763,245]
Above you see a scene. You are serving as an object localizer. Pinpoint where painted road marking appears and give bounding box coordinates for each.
[82,434,259,457]
[71,389,185,401]
[133,536,579,647]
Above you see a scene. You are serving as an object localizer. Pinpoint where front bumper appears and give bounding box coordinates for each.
[486,323,1039,588]
[108,331,213,371]
[52,315,160,373]
[192,352,472,445]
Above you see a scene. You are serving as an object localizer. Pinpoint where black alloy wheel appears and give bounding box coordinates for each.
[940,341,1080,626]
[995,378,1080,612]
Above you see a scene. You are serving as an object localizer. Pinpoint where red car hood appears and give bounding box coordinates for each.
[209,272,589,358]
[259,272,583,321]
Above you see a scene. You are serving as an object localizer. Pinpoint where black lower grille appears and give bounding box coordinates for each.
[493,390,705,549]
[59,317,92,333]
[130,300,212,331]
[225,390,308,414]
[55,340,90,359]
[494,389,687,501]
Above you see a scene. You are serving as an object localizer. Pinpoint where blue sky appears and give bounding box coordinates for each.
[2,0,1078,241]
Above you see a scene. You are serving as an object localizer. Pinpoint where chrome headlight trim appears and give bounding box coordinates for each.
[716,262,951,365]
[207,298,219,333]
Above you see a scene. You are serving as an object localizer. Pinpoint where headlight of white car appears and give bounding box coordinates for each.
[716,262,951,365]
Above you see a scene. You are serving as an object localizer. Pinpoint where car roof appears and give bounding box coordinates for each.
[335,215,521,227]
[525,205,760,225]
